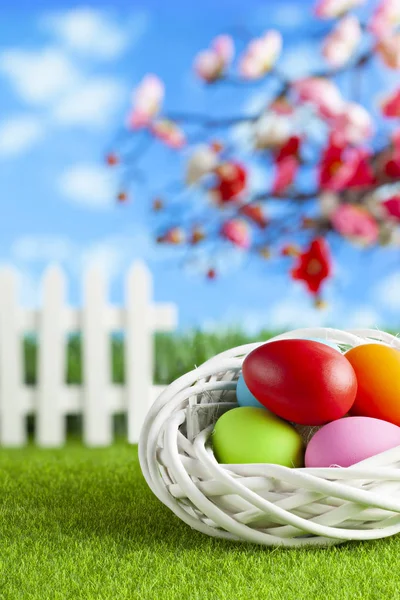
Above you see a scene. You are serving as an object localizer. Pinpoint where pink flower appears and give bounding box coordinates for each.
[239,31,282,79]
[377,33,400,69]
[221,219,251,249]
[194,35,234,83]
[381,88,400,117]
[151,120,186,149]
[332,102,374,144]
[127,74,164,129]
[382,196,400,220]
[369,0,400,39]
[331,204,379,245]
[293,77,345,119]
[323,16,361,67]
[272,157,299,195]
[315,0,365,19]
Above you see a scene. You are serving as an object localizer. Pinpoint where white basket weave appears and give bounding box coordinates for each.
[139,327,400,547]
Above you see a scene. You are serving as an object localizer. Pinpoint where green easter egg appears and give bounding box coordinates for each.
[212,406,304,467]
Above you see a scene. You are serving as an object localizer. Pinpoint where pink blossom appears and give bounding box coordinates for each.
[315,0,365,19]
[293,77,345,119]
[381,88,400,117]
[377,33,400,69]
[194,35,234,82]
[151,120,186,149]
[221,219,251,249]
[332,102,374,144]
[127,74,164,129]
[272,156,299,195]
[239,31,282,79]
[369,0,400,39]
[323,16,361,67]
[213,35,234,63]
[330,204,379,245]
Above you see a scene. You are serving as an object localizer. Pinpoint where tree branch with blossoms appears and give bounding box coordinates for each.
[107,0,400,307]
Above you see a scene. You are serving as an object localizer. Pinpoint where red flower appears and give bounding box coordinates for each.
[319,139,375,191]
[385,156,400,178]
[382,196,400,220]
[213,161,247,203]
[291,237,332,296]
[272,156,299,195]
[384,134,400,178]
[275,136,301,162]
[239,203,268,228]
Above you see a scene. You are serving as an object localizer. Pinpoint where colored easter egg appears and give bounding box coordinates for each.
[242,339,357,425]
[346,344,400,425]
[212,406,304,466]
[236,373,264,408]
[305,416,400,468]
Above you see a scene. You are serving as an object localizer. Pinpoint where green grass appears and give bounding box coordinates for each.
[24,329,281,386]
[1,442,400,599]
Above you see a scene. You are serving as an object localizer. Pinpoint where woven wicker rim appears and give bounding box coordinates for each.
[139,327,400,547]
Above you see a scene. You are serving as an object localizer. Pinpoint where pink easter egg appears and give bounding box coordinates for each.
[305,416,400,468]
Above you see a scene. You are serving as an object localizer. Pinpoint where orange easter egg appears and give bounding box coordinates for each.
[346,344,400,425]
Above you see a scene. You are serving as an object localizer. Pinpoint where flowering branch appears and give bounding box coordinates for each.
[108,0,400,305]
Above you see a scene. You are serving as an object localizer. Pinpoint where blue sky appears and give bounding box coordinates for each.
[0,0,399,332]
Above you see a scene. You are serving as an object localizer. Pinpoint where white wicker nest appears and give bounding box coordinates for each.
[139,327,400,547]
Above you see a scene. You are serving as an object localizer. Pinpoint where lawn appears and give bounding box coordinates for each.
[1,441,400,600]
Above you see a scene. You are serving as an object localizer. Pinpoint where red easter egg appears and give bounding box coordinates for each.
[242,339,357,425]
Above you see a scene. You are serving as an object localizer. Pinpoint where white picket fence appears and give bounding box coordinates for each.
[0,261,177,447]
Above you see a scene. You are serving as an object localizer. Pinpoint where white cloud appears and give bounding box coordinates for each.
[268,299,336,330]
[0,47,80,105]
[42,8,129,60]
[10,232,156,286]
[343,307,383,329]
[59,164,116,209]
[52,77,126,128]
[11,235,74,263]
[0,116,44,157]
[374,271,400,313]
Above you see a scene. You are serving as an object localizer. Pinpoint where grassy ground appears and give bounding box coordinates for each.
[1,441,400,600]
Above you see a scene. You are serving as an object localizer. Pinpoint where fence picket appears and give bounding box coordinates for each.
[0,268,25,446]
[37,266,67,447]
[125,261,153,444]
[82,267,112,446]
[0,261,177,447]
